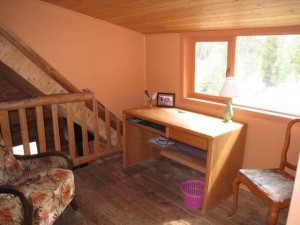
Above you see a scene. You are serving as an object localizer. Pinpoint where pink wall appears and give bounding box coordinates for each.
[0,1,299,220]
[146,34,180,96]
[0,0,299,170]
[0,0,145,119]
[145,33,300,169]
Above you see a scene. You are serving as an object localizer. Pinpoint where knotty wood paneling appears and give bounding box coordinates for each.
[0,75,31,102]
[40,0,300,33]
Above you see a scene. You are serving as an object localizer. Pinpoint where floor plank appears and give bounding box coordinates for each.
[54,156,288,225]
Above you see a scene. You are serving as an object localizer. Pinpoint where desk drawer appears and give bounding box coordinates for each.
[169,128,208,150]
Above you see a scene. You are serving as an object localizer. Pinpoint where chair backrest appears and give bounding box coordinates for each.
[0,132,21,185]
[280,118,300,172]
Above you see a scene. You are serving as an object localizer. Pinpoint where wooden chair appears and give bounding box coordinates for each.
[227,118,299,225]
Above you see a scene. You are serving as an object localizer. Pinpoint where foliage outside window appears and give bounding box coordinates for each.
[234,35,300,115]
[186,29,300,116]
[194,42,228,96]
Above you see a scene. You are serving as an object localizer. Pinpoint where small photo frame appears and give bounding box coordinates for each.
[157,93,175,107]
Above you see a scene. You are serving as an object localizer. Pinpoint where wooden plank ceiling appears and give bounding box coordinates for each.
[40,0,300,34]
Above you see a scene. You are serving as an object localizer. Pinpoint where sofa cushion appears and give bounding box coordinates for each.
[11,168,75,225]
[240,169,294,202]
[0,144,21,185]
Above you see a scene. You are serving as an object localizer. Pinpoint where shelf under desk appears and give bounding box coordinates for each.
[123,107,247,214]
[147,138,207,173]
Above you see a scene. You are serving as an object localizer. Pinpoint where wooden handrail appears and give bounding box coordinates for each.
[0,93,122,166]
[0,93,94,111]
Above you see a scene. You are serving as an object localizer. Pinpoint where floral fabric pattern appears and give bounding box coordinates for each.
[0,144,22,185]
[0,194,24,225]
[17,155,70,173]
[12,168,75,225]
[240,168,295,202]
[1,141,76,225]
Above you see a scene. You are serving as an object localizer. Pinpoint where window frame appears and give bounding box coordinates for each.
[181,26,300,116]
[189,36,236,103]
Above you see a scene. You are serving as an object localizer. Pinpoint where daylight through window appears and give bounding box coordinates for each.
[234,35,300,115]
[186,30,300,116]
[194,41,228,96]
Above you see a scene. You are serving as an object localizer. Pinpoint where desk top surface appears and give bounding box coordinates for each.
[124,107,245,138]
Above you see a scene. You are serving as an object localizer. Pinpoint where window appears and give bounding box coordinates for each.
[194,41,228,96]
[234,35,300,115]
[182,27,300,116]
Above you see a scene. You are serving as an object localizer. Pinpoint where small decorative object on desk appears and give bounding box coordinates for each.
[157,92,175,107]
[145,90,157,109]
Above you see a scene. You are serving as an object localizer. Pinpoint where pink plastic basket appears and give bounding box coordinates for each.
[180,179,204,209]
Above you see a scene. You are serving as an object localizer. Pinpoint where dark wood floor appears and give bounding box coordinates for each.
[54,156,288,225]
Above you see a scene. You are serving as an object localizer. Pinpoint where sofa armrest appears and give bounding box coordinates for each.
[0,185,33,225]
[15,151,74,171]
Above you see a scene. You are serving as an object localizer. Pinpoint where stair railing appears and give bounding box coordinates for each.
[0,92,122,166]
[0,22,122,150]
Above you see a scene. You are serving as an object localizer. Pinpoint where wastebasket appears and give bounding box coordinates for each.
[180,179,204,209]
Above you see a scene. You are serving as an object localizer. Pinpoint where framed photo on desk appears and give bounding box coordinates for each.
[157,93,175,107]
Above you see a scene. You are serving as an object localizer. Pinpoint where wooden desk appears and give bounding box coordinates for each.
[123,107,247,214]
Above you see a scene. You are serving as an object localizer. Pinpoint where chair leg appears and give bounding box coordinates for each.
[70,199,79,211]
[266,207,279,225]
[227,177,241,217]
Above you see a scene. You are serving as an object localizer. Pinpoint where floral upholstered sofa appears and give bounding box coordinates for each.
[0,137,78,225]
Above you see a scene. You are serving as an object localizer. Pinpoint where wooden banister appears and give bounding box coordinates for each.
[66,102,76,159]
[0,93,94,111]
[105,108,112,148]
[0,23,122,152]
[79,102,89,156]
[0,111,13,150]
[36,106,46,153]
[18,108,30,155]
[0,93,123,165]
[93,98,100,153]
[82,88,123,134]
[51,104,61,151]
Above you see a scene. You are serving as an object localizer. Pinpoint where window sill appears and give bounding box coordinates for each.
[179,96,298,124]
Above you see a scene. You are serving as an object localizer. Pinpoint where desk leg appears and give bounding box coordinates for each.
[123,121,160,168]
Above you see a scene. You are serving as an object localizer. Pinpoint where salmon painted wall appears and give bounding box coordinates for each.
[145,33,300,169]
[0,0,145,119]
[0,0,299,170]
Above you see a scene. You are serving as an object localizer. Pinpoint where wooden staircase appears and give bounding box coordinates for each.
[0,22,123,165]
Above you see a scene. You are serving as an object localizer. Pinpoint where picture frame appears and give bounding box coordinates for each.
[156,93,175,107]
